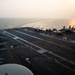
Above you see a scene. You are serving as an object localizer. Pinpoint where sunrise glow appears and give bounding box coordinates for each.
[68,19,75,28]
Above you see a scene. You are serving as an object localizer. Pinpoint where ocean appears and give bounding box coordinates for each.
[0,18,71,30]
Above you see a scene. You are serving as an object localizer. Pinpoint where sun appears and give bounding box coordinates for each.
[68,19,75,28]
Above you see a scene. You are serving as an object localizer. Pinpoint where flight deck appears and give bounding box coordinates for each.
[0,27,75,75]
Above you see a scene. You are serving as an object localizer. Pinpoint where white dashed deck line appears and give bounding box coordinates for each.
[70,40,75,43]
[13,36,19,40]
[15,30,43,41]
[37,49,48,54]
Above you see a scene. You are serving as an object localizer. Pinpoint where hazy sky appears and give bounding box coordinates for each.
[0,0,75,19]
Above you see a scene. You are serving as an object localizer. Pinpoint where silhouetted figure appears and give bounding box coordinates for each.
[45,29,52,35]
[45,29,48,34]
[45,29,49,34]
[72,26,74,30]
[34,29,36,33]
[63,26,65,29]
[49,29,52,35]
[34,28,40,34]
[69,25,71,29]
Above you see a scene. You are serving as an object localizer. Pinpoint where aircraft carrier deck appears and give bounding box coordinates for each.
[0,27,75,75]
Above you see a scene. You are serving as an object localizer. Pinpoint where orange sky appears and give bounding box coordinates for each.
[68,19,75,27]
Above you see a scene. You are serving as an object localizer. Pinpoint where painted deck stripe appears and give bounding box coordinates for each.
[37,49,48,53]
